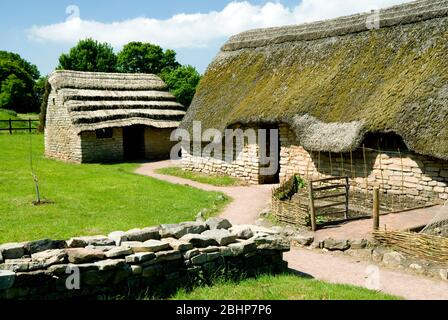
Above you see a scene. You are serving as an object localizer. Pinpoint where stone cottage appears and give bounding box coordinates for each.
[180,0,448,202]
[45,70,185,163]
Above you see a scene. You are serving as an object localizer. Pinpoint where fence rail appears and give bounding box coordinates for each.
[309,176,350,231]
[0,119,39,134]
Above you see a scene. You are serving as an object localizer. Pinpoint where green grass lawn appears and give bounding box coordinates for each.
[156,167,245,187]
[0,134,229,244]
[171,274,401,300]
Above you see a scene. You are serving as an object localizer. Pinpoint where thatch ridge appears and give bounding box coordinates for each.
[223,0,448,51]
[49,70,185,132]
[181,0,448,160]
[49,70,167,91]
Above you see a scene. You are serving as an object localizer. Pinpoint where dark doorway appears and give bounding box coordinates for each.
[259,127,281,184]
[123,126,146,160]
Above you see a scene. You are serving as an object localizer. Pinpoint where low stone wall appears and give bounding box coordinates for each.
[182,143,261,184]
[0,219,289,300]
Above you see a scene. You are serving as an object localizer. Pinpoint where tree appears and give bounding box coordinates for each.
[0,51,40,81]
[58,39,117,72]
[160,65,201,107]
[37,77,50,132]
[117,42,180,74]
[0,58,38,113]
[0,74,35,113]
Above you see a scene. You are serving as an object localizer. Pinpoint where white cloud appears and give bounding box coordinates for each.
[27,0,413,49]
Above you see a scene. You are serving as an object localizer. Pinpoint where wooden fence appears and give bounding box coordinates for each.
[373,230,448,264]
[0,119,39,134]
[308,176,350,231]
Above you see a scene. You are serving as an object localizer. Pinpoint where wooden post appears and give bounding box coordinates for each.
[29,119,32,133]
[9,118,12,135]
[363,144,368,200]
[329,152,333,176]
[309,182,317,231]
[373,187,380,231]
[344,176,349,220]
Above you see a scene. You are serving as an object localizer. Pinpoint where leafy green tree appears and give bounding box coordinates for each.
[0,74,35,113]
[117,42,180,74]
[0,58,38,113]
[160,65,201,107]
[0,51,40,81]
[58,39,117,72]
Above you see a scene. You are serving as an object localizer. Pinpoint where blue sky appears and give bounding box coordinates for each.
[0,0,410,76]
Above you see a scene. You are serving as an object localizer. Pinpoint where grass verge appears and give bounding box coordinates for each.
[171,273,401,300]
[156,167,246,187]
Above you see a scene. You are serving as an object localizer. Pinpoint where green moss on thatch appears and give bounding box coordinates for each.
[182,13,448,159]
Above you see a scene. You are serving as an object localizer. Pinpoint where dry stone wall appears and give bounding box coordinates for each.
[81,128,124,163]
[45,92,82,163]
[144,128,176,160]
[182,143,261,184]
[0,219,289,300]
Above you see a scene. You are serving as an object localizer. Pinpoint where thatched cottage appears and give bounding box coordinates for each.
[181,0,448,202]
[45,71,185,163]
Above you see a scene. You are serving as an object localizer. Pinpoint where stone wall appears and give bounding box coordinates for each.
[0,219,289,300]
[182,142,261,184]
[279,125,448,202]
[45,92,82,163]
[144,128,176,160]
[81,128,124,163]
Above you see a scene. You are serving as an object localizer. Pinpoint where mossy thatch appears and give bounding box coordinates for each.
[181,0,448,160]
[49,70,185,133]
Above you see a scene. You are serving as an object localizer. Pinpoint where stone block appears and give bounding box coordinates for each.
[254,236,290,251]
[95,259,126,271]
[105,247,133,258]
[125,252,156,264]
[124,227,160,242]
[0,243,25,260]
[140,240,171,253]
[65,248,106,264]
[155,250,182,262]
[180,234,219,248]
[383,251,405,267]
[66,236,114,248]
[24,239,66,254]
[323,238,350,251]
[201,229,237,246]
[161,238,194,251]
[205,217,232,230]
[108,231,128,246]
[0,271,16,290]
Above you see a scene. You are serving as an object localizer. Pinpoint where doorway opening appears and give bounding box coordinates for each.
[123,125,146,160]
[259,126,280,184]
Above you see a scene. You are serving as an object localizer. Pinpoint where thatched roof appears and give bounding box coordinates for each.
[49,70,185,133]
[181,0,448,160]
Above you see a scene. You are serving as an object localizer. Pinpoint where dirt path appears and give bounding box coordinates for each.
[136,160,274,225]
[314,206,441,241]
[286,248,448,300]
[136,161,448,300]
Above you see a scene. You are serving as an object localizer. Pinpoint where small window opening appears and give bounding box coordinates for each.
[96,128,113,139]
[363,132,408,152]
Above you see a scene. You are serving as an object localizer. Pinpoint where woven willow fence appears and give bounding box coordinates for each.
[373,230,448,264]
[272,193,309,227]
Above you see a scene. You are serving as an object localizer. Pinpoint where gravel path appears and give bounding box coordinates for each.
[136,161,448,300]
